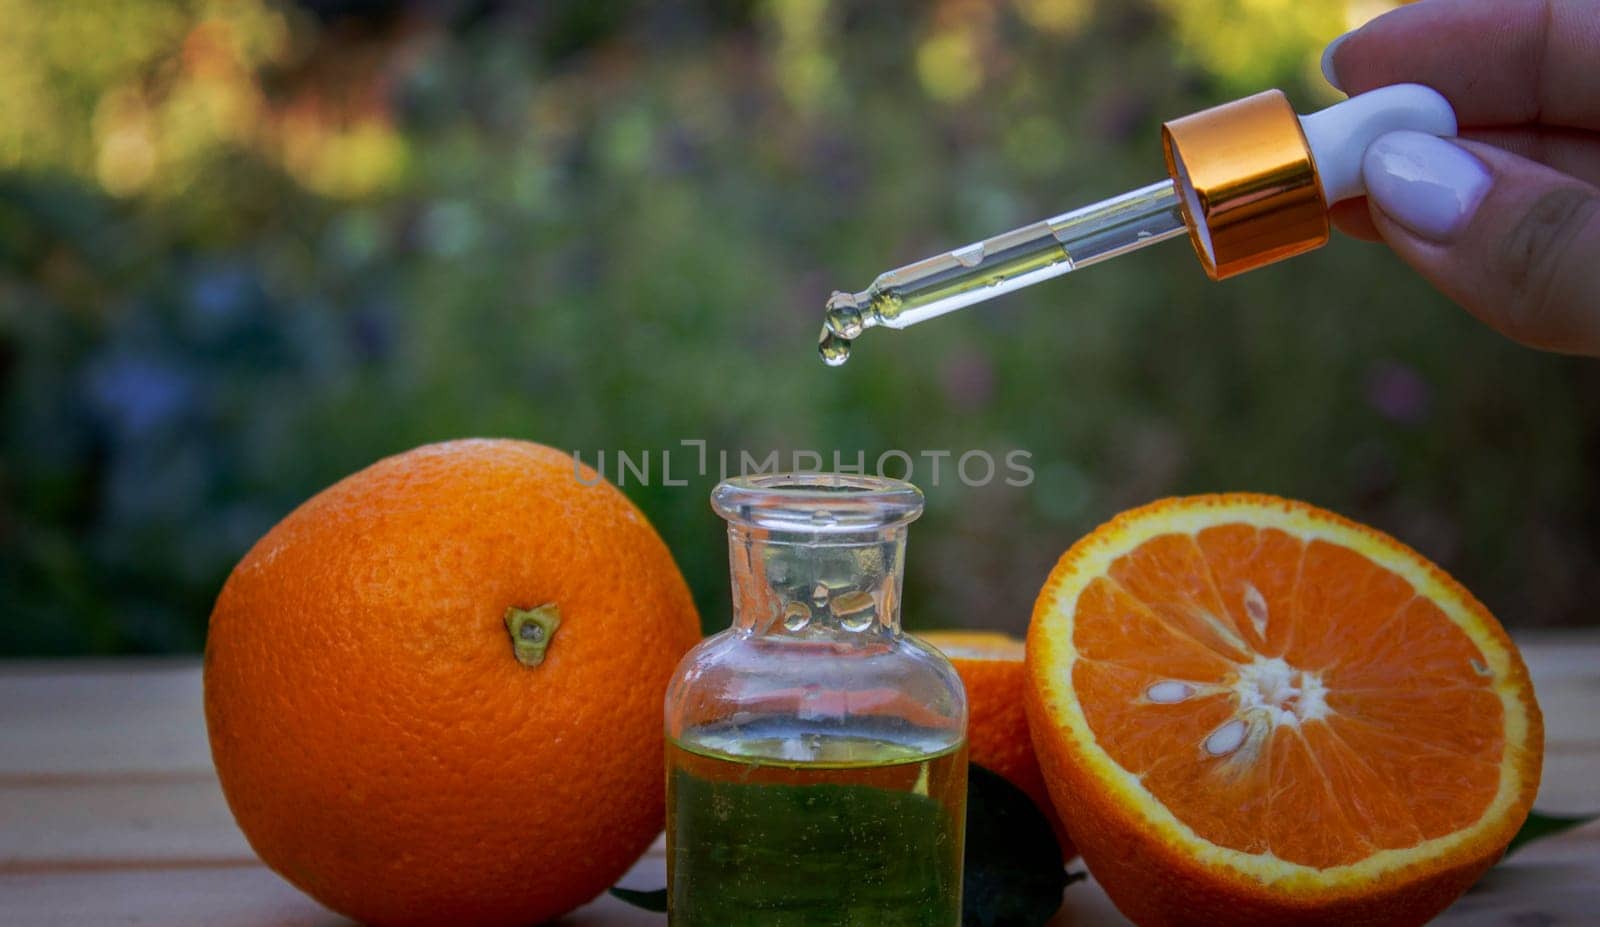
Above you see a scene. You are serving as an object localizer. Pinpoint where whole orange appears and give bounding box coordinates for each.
[204,439,702,927]
[919,631,1076,859]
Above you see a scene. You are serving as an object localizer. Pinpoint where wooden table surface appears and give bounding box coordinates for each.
[3,633,1598,926]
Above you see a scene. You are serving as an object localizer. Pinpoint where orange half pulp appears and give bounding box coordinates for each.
[1026,494,1541,926]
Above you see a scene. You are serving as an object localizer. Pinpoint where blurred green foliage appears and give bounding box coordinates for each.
[2,0,1597,655]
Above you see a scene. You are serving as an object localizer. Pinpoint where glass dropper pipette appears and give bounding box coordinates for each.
[818,180,1187,365]
[819,84,1459,366]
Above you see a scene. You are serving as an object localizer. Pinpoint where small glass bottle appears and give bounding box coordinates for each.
[664,473,968,926]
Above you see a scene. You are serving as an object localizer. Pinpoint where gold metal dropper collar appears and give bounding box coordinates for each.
[1162,89,1329,280]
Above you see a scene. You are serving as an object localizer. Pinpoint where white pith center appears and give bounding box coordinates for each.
[1236,655,1329,729]
[1207,656,1328,759]
[1143,655,1330,760]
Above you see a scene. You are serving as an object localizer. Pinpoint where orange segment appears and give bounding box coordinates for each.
[1073,578,1239,680]
[1026,494,1542,927]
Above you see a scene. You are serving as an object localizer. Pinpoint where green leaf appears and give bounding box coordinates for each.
[1503,810,1599,859]
[608,886,668,912]
[962,763,1079,927]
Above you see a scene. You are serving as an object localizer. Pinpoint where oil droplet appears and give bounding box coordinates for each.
[840,614,874,633]
[782,601,811,631]
[1203,719,1249,757]
[1145,680,1195,704]
[830,590,876,632]
[824,291,866,339]
[818,328,852,367]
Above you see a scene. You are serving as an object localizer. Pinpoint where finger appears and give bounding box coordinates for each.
[1323,0,1600,132]
[1334,129,1600,241]
[1362,131,1600,355]
[1331,198,1382,241]
[1460,126,1600,190]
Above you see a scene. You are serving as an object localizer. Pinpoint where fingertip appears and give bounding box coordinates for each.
[1320,32,1350,92]
[1358,138,1600,354]
[1362,132,1491,242]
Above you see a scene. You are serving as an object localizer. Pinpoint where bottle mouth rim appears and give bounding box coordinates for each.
[712,472,924,533]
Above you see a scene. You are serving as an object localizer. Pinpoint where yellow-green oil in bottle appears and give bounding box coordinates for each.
[666,732,967,926]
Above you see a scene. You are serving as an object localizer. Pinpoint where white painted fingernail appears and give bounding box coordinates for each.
[1320,32,1350,90]
[1362,131,1490,241]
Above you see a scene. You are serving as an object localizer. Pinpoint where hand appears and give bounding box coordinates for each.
[1322,0,1600,355]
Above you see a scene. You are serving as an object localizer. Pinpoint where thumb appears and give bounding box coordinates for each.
[1361,130,1600,355]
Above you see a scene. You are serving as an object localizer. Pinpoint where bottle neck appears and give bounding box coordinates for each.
[727,525,907,638]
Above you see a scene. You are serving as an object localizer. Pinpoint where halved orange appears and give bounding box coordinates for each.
[1025,494,1542,927]
[921,631,1075,858]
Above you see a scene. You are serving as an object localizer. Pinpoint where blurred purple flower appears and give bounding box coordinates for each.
[349,301,397,361]
[1092,88,1151,145]
[662,126,705,176]
[789,271,833,324]
[84,353,196,439]
[188,264,254,323]
[940,348,995,411]
[811,131,866,198]
[1365,360,1431,424]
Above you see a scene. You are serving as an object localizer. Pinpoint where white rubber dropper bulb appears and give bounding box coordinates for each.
[1299,83,1458,203]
